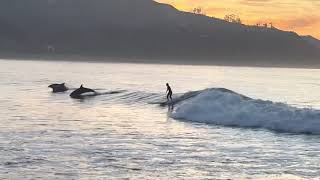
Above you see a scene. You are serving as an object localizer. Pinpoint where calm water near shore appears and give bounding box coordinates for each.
[0,59,319,179]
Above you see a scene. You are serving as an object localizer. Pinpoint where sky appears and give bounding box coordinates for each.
[157,0,320,39]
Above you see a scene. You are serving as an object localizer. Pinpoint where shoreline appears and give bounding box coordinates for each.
[1,53,319,69]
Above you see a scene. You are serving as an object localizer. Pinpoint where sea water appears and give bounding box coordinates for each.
[0,59,319,179]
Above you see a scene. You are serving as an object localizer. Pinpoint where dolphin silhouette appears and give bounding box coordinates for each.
[48,83,68,93]
[70,84,96,99]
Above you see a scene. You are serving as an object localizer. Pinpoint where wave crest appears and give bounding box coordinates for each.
[171,88,320,135]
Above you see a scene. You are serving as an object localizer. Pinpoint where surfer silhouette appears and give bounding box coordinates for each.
[166,83,173,101]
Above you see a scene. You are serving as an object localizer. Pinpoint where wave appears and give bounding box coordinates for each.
[148,90,202,106]
[171,88,320,135]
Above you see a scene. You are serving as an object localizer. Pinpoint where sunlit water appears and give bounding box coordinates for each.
[0,59,319,179]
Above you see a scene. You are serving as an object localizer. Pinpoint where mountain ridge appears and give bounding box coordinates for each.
[0,0,319,67]
[302,36,320,49]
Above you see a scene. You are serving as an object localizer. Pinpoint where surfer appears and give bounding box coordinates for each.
[166,83,173,101]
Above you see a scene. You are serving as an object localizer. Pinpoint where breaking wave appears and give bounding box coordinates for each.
[171,88,320,135]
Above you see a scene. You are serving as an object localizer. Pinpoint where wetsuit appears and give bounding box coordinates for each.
[166,85,173,101]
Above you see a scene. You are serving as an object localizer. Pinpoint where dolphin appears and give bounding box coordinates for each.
[48,83,68,93]
[70,84,97,99]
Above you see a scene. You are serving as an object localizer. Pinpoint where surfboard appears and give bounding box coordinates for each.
[149,91,201,106]
[159,101,170,107]
[149,99,177,106]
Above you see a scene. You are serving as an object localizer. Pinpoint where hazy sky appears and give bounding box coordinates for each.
[157,0,320,39]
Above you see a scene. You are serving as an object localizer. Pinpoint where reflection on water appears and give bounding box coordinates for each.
[0,59,319,179]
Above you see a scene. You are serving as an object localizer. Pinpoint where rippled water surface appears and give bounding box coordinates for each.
[0,59,319,179]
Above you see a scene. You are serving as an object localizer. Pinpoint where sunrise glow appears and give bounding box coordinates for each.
[157,0,320,39]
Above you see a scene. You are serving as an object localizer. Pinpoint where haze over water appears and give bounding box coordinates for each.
[0,59,319,179]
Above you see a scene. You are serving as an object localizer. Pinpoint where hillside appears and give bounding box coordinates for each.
[0,0,319,67]
[302,36,320,49]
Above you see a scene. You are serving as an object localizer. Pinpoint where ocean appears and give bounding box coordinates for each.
[0,59,319,179]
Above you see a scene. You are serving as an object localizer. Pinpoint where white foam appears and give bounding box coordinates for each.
[171,89,320,134]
